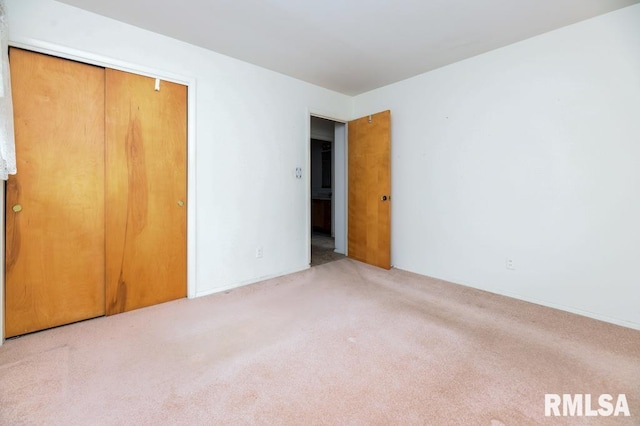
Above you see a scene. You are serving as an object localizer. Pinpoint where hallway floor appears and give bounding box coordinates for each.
[310,233,345,266]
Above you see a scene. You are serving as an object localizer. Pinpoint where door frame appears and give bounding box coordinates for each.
[1,39,198,344]
[307,111,348,265]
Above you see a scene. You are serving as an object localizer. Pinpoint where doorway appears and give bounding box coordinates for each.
[308,110,392,270]
[310,116,346,266]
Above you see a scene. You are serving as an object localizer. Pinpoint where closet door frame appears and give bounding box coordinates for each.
[1,40,198,344]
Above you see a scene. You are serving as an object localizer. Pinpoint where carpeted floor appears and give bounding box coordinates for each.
[1,259,638,425]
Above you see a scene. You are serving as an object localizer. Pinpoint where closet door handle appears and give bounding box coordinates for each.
[12,204,22,212]
[177,200,185,207]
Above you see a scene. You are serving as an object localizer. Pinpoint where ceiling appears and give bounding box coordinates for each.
[55,0,639,95]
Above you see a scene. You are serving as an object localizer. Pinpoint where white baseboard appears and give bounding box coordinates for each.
[496,289,640,331]
[193,264,311,298]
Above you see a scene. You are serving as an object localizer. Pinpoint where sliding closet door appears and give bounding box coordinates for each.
[5,48,106,337]
[105,69,187,315]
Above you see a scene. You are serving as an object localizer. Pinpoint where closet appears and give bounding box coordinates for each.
[5,48,187,337]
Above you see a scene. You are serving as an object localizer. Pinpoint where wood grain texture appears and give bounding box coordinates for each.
[348,111,391,269]
[105,69,187,315]
[5,48,106,337]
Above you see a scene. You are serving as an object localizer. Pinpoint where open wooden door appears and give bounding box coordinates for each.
[5,48,106,337]
[105,69,187,315]
[348,110,391,269]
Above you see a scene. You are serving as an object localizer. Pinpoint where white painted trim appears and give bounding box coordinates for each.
[344,121,349,257]
[2,39,199,342]
[496,289,640,331]
[310,111,348,124]
[306,110,312,265]
[0,184,4,345]
[9,38,192,86]
[402,269,640,331]
[195,265,310,297]
[333,122,347,255]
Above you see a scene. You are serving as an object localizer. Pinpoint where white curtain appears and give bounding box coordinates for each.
[0,0,16,180]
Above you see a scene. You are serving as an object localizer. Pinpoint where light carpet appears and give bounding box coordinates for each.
[1,259,638,425]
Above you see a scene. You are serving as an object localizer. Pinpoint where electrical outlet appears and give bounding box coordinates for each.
[506,258,514,270]
[256,246,263,258]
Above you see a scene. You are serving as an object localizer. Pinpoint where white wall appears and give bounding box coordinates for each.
[353,4,640,329]
[5,0,351,310]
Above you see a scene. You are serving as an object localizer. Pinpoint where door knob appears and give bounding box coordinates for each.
[12,204,22,212]
[381,195,388,201]
[177,200,185,207]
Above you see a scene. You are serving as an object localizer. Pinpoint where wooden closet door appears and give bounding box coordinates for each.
[105,69,187,315]
[5,48,106,337]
